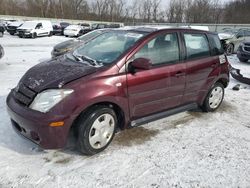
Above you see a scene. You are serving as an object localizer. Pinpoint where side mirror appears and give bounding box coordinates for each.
[129,58,152,73]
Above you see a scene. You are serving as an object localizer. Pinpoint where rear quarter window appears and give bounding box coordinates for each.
[184,33,210,60]
[208,34,224,56]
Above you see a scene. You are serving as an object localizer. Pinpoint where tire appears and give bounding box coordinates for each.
[10,32,14,35]
[0,45,4,59]
[76,106,117,155]
[32,32,37,39]
[202,82,225,112]
[239,57,248,62]
[48,31,52,37]
[226,43,234,55]
[0,32,3,37]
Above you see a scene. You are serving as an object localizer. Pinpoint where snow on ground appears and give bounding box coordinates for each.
[0,34,250,188]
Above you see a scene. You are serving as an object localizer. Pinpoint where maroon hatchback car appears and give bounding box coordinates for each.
[7,27,229,155]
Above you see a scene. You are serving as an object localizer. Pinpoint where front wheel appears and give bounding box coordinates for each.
[32,32,37,39]
[226,44,234,55]
[76,106,117,155]
[202,83,224,112]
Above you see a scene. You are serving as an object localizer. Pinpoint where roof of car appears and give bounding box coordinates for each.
[118,26,214,35]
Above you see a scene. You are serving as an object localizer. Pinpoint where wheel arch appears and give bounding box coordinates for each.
[71,101,126,132]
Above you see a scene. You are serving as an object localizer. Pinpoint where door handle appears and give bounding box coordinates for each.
[175,71,185,77]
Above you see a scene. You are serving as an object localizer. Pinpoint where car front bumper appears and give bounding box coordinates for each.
[6,93,74,149]
[237,46,250,60]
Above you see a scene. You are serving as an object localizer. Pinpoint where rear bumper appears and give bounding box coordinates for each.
[6,94,74,149]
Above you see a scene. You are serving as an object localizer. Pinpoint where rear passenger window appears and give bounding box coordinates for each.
[208,34,224,56]
[184,34,210,60]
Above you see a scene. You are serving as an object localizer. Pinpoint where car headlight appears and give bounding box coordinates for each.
[60,48,72,52]
[29,89,74,113]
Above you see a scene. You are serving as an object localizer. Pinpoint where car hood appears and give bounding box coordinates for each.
[19,56,98,93]
[218,33,234,40]
[54,39,79,50]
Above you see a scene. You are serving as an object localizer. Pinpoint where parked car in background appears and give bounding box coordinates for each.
[7,27,229,155]
[0,23,5,37]
[219,28,250,54]
[237,41,250,62]
[0,45,4,59]
[108,24,121,28]
[91,23,108,30]
[52,29,110,57]
[7,21,23,35]
[17,20,53,38]
[64,24,90,37]
[52,22,70,35]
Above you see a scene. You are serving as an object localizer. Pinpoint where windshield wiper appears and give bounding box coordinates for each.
[73,52,100,66]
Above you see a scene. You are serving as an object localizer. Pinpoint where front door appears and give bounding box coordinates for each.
[126,32,186,120]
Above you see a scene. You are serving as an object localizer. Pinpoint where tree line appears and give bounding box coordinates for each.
[0,0,249,24]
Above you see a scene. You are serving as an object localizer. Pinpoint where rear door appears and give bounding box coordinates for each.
[126,32,186,120]
[182,32,220,104]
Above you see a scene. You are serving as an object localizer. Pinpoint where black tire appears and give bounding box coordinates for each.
[76,106,117,155]
[32,32,37,39]
[202,82,225,112]
[239,57,248,62]
[10,32,14,35]
[226,43,234,55]
[48,31,52,37]
[0,32,3,37]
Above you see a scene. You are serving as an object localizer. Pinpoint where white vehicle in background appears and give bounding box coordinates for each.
[64,25,88,37]
[17,20,53,38]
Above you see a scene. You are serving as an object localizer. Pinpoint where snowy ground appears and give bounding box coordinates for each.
[0,34,250,188]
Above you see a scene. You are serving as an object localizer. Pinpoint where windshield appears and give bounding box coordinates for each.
[78,30,105,41]
[21,21,37,28]
[74,30,146,65]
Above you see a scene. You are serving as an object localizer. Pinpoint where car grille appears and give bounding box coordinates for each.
[7,26,16,30]
[12,83,37,106]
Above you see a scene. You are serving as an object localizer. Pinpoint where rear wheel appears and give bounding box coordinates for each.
[239,57,248,62]
[202,83,224,112]
[76,106,117,155]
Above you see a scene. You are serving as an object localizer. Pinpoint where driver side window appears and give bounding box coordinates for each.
[134,33,180,66]
[36,23,42,29]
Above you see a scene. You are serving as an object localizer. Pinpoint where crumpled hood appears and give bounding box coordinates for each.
[54,39,79,50]
[19,56,98,93]
[218,33,234,40]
